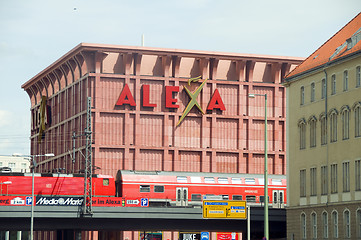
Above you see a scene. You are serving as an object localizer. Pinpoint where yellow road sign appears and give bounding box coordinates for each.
[203,200,247,219]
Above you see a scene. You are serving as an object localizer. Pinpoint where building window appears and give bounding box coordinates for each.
[322,211,328,239]
[344,209,351,238]
[355,102,361,137]
[300,169,306,197]
[341,106,350,140]
[309,116,317,148]
[8,162,15,168]
[311,212,317,239]
[311,82,315,102]
[343,162,350,192]
[357,209,361,238]
[301,213,307,239]
[310,167,317,196]
[357,66,361,88]
[331,164,338,194]
[299,119,306,149]
[329,109,338,143]
[21,163,26,168]
[343,70,348,91]
[332,211,338,238]
[322,78,326,99]
[320,113,327,145]
[331,74,336,95]
[321,166,328,195]
[356,160,361,191]
[300,86,305,105]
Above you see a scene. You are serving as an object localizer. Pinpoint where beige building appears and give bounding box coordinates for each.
[284,13,361,239]
[0,155,30,173]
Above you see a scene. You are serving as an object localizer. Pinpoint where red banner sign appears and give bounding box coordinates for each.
[0,196,31,206]
[0,196,148,207]
[216,232,239,240]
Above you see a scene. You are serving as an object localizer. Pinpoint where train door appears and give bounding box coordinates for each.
[272,190,284,208]
[176,187,188,206]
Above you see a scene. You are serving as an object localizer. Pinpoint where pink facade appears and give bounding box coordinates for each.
[22,43,303,177]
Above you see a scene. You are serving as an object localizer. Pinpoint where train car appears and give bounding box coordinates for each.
[0,173,115,197]
[116,170,286,208]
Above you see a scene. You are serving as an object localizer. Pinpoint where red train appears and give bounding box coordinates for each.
[0,172,115,197]
[115,170,286,208]
[0,171,286,208]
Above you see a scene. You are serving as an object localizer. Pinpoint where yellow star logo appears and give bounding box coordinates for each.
[177,76,207,126]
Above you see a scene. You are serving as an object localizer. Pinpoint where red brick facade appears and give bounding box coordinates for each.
[22,43,303,177]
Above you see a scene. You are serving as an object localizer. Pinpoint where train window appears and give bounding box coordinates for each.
[218,177,228,184]
[204,177,215,183]
[154,185,164,193]
[260,196,269,203]
[103,178,109,186]
[258,178,264,185]
[271,179,282,185]
[140,185,150,192]
[203,194,222,200]
[245,178,256,184]
[280,192,283,203]
[191,194,202,201]
[274,192,277,203]
[232,195,243,200]
[231,178,242,184]
[190,176,201,183]
[246,195,256,202]
[177,189,181,200]
[177,176,187,183]
[222,195,229,200]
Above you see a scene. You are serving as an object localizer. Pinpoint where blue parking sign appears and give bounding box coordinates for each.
[141,198,148,207]
[201,232,209,240]
[26,197,32,205]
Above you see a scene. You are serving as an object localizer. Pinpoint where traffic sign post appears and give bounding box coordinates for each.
[202,200,247,219]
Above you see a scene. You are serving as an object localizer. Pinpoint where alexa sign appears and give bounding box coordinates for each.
[116,77,225,126]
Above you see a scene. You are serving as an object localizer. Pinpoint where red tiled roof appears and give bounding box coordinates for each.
[286,12,361,80]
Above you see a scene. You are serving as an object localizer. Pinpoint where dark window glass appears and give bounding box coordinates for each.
[232,195,243,200]
[140,185,150,192]
[154,185,164,193]
[191,194,202,201]
[103,178,109,186]
[246,195,256,202]
[260,196,269,203]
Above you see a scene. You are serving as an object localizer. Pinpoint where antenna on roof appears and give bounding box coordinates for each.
[141,34,145,47]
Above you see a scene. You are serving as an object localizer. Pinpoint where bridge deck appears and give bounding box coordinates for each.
[0,206,286,238]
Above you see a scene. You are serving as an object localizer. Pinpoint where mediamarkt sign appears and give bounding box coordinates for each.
[36,197,83,206]
[116,77,225,126]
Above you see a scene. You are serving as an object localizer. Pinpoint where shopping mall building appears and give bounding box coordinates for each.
[21,43,303,239]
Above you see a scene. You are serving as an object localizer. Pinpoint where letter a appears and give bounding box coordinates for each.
[207,89,226,111]
[116,84,136,106]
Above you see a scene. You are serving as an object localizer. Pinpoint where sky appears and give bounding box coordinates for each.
[0,0,359,156]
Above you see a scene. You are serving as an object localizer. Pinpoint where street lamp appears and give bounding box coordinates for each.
[248,93,268,240]
[20,153,54,240]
